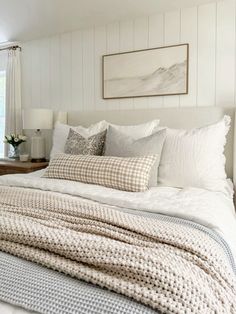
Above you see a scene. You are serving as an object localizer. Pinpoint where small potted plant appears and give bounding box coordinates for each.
[4,134,27,159]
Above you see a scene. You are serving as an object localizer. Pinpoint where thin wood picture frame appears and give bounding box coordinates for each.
[102,43,189,99]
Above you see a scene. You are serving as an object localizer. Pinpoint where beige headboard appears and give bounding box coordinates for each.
[68,107,236,184]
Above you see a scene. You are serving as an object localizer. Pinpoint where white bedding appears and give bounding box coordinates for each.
[0,170,236,314]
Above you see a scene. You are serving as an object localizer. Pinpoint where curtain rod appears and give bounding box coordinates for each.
[0,45,21,52]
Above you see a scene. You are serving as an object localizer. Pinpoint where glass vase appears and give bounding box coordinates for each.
[8,146,20,159]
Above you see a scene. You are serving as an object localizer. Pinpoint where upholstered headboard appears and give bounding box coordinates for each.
[67,107,236,184]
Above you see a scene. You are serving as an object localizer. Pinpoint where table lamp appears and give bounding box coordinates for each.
[23,109,53,162]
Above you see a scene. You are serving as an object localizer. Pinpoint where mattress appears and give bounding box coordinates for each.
[0,170,236,314]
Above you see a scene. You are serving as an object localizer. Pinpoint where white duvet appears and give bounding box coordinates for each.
[0,170,236,314]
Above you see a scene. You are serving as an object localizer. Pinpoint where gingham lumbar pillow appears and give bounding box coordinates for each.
[43,153,158,192]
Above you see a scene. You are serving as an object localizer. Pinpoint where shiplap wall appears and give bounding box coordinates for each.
[21,1,236,111]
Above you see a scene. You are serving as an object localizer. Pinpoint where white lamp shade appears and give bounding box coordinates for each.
[23,109,53,130]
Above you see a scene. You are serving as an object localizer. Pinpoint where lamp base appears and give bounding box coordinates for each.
[31,130,46,162]
[31,158,47,163]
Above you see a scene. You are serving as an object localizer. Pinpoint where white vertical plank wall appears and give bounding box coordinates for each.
[148,13,164,108]
[71,30,83,110]
[82,28,94,111]
[216,0,235,107]
[119,20,134,110]
[198,2,216,106]
[94,25,107,111]
[40,38,50,108]
[50,35,60,109]
[30,40,41,108]
[60,33,72,110]
[179,6,198,107]
[21,1,236,111]
[133,16,149,109]
[106,22,120,110]
[163,10,181,108]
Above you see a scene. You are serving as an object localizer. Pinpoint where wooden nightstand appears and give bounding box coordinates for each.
[0,159,49,175]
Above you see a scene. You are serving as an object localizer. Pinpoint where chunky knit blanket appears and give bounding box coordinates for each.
[0,185,235,313]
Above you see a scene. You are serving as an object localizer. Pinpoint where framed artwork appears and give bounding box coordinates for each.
[102,43,189,99]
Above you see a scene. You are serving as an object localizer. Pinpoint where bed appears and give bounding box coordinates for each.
[0,107,236,314]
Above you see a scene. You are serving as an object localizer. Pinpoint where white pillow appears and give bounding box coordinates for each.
[50,119,160,159]
[108,119,160,140]
[158,116,230,193]
[50,121,107,159]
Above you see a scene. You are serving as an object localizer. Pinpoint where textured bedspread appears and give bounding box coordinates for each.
[0,251,156,314]
[0,186,236,313]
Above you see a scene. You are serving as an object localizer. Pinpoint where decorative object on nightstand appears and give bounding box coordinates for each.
[54,111,68,125]
[19,153,29,162]
[4,134,27,159]
[23,109,53,162]
[0,158,48,175]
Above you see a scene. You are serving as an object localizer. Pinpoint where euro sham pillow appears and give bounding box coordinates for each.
[104,126,166,186]
[50,121,107,159]
[50,120,160,159]
[43,153,158,192]
[108,119,160,140]
[158,116,230,193]
[65,128,106,155]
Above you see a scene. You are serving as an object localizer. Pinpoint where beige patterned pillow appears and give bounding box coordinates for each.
[43,154,158,192]
[64,129,106,155]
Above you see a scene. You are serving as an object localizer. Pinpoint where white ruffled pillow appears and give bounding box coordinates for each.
[158,116,230,194]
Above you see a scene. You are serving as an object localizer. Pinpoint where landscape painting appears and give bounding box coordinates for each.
[103,44,189,99]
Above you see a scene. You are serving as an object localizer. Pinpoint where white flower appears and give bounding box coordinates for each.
[14,138,19,142]
[11,134,15,138]
[19,135,27,141]
[6,135,11,141]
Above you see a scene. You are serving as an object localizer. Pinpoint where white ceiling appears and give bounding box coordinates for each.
[0,0,219,43]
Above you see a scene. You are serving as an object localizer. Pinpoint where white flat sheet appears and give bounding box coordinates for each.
[0,170,236,314]
[0,302,34,314]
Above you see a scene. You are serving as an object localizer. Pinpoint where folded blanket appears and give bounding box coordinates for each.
[0,185,235,313]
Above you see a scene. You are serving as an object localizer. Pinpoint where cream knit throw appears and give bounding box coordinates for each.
[0,185,235,313]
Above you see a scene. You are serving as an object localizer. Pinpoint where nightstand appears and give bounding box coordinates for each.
[0,159,49,175]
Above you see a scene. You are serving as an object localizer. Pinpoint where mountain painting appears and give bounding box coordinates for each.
[103,44,189,99]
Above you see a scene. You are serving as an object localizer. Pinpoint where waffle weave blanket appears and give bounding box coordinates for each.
[0,185,235,313]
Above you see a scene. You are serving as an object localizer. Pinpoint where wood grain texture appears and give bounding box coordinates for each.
[0,159,48,175]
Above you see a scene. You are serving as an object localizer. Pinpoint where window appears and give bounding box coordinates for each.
[0,70,6,157]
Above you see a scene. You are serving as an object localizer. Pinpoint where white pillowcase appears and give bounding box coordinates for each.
[50,119,160,159]
[158,116,230,194]
[50,121,107,159]
[108,119,160,140]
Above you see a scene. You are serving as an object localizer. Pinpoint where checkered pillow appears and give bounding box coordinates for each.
[44,154,158,192]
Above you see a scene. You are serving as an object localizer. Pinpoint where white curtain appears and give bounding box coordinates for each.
[5,48,22,155]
